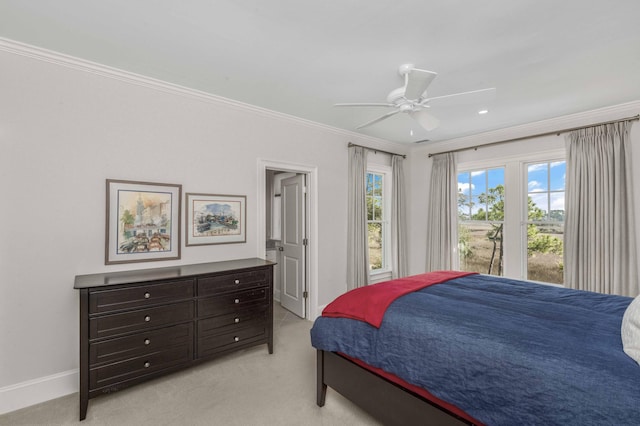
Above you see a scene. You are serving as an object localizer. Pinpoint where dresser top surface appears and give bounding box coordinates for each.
[74,258,274,289]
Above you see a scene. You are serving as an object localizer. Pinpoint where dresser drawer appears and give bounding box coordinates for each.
[89,279,194,314]
[197,308,267,338]
[198,323,266,357]
[90,323,193,365]
[198,287,268,318]
[89,344,192,390]
[90,301,194,339]
[198,269,268,296]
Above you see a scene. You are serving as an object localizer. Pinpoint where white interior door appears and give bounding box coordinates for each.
[280,174,306,318]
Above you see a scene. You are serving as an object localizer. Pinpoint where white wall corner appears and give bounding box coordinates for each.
[314,304,328,320]
[0,369,78,415]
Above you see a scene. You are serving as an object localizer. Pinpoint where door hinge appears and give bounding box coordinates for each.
[303,238,308,246]
[303,291,308,299]
[303,186,307,194]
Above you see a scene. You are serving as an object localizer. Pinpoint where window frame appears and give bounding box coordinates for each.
[366,163,392,281]
[522,158,566,283]
[457,167,506,276]
[457,148,565,282]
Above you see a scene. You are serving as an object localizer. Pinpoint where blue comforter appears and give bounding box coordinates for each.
[310,274,640,425]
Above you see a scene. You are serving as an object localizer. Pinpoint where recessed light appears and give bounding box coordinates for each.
[478,109,489,115]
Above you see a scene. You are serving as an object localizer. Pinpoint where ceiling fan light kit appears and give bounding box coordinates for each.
[335,63,495,133]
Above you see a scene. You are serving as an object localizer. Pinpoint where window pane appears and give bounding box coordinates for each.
[525,160,565,284]
[528,163,548,192]
[366,170,388,273]
[471,195,485,220]
[368,222,383,270]
[471,171,486,199]
[485,182,504,221]
[373,196,382,220]
[457,172,471,218]
[527,223,564,284]
[374,174,383,197]
[459,167,505,223]
[458,222,504,276]
[550,161,566,191]
[487,168,504,190]
[549,193,564,222]
[528,193,548,221]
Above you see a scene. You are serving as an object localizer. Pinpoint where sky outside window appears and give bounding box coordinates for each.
[527,161,566,220]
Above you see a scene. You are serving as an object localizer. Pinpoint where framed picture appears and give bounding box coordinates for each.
[185,193,246,246]
[105,179,181,264]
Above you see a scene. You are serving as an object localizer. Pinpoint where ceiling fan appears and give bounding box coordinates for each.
[335,64,495,131]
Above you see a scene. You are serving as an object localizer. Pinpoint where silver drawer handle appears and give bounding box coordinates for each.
[234,318,240,323]
[144,362,150,368]
[234,336,240,342]
[234,298,240,304]
[234,279,240,284]
[144,339,151,345]
[144,315,151,322]
[144,292,151,299]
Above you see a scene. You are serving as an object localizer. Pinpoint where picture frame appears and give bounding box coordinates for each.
[105,179,181,265]
[185,193,247,246]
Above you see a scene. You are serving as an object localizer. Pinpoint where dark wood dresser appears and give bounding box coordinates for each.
[74,258,274,421]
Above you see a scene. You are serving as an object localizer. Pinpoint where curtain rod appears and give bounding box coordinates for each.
[348,142,406,158]
[427,114,640,158]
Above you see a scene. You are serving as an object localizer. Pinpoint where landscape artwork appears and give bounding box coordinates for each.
[186,193,246,246]
[106,180,181,264]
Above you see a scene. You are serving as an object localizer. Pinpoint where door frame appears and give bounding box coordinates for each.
[257,159,318,320]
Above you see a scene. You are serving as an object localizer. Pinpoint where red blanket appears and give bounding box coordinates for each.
[322,270,476,328]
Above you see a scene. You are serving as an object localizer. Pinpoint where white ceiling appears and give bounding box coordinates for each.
[1,1,639,144]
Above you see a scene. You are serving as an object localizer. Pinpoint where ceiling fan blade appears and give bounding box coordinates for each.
[410,110,440,131]
[334,102,395,107]
[422,87,496,107]
[356,110,401,129]
[404,68,438,100]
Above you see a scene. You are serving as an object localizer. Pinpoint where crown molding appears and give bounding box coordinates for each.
[414,100,640,156]
[0,37,399,147]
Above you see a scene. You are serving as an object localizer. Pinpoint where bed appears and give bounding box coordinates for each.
[310,271,640,425]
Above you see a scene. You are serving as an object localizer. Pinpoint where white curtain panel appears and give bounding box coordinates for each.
[564,121,638,296]
[426,152,459,271]
[391,155,408,278]
[347,146,370,289]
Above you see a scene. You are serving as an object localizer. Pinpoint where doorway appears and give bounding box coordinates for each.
[257,160,317,320]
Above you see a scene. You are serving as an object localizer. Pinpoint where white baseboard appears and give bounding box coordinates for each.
[0,370,78,415]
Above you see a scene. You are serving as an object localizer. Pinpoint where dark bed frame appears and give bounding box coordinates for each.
[316,350,475,426]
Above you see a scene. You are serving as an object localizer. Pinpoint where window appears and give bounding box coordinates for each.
[457,168,505,276]
[456,151,565,285]
[366,166,391,276]
[525,161,565,284]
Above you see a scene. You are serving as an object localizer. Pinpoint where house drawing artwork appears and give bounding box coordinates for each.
[117,191,172,253]
[193,201,241,237]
